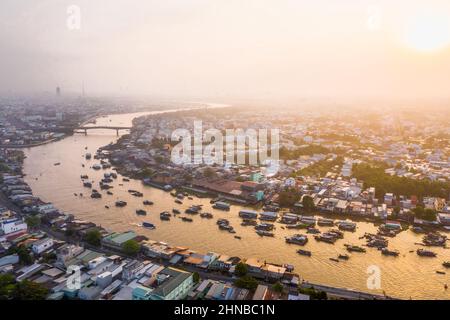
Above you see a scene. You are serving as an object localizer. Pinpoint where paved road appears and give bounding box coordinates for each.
[300,282,393,300]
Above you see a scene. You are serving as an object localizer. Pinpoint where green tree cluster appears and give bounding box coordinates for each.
[234,275,258,290]
[122,239,140,256]
[352,163,450,200]
[85,229,102,247]
[0,274,49,300]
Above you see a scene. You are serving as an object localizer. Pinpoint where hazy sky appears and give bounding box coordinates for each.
[1,0,450,101]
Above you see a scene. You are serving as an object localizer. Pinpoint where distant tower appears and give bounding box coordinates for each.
[56,86,61,96]
[82,81,85,97]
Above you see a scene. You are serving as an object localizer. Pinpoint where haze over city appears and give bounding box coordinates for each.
[1,0,450,102]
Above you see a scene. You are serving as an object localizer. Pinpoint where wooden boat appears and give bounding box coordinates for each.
[297,249,312,257]
[115,200,127,207]
[381,248,399,256]
[142,222,155,229]
[136,209,147,216]
[345,244,366,253]
[256,230,274,237]
[416,249,437,257]
[285,234,308,245]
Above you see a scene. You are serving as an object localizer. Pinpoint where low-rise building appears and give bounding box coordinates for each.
[31,237,54,254]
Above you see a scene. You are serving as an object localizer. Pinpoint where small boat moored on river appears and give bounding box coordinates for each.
[142,222,156,229]
[297,249,312,257]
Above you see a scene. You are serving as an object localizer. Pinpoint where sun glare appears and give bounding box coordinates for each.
[404,12,450,52]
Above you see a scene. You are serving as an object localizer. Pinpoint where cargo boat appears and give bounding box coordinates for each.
[256,230,274,237]
[239,210,258,219]
[259,212,278,221]
[381,248,399,256]
[255,223,274,231]
[314,234,337,244]
[212,201,231,211]
[317,218,334,226]
[337,221,357,232]
[285,234,308,245]
[345,244,366,253]
[416,249,437,257]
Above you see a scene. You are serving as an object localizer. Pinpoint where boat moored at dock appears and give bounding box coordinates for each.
[239,210,258,219]
[212,201,231,211]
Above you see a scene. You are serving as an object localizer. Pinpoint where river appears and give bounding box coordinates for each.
[23,111,450,300]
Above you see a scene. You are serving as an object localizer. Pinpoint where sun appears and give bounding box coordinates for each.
[404,12,450,52]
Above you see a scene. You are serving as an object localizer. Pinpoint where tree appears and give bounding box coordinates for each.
[278,189,300,207]
[183,173,193,183]
[85,229,102,247]
[234,275,258,290]
[65,227,75,237]
[203,167,216,179]
[302,195,315,212]
[12,280,49,300]
[8,245,33,265]
[0,274,16,300]
[423,208,437,221]
[0,275,49,300]
[25,215,41,229]
[42,252,57,263]
[299,287,328,300]
[192,272,200,284]
[413,206,437,221]
[139,168,154,179]
[122,239,140,256]
[234,262,248,277]
[272,282,284,293]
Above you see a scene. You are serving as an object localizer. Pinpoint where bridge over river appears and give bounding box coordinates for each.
[73,126,132,136]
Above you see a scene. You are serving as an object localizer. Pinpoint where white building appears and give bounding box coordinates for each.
[31,238,54,254]
[0,218,27,236]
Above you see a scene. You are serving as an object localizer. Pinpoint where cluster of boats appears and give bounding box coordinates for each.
[422,232,447,247]
[362,233,389,249]
[313,229,344,244]
[160,211,171,220]
[254,223,274,237]
[217,219,235,233]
